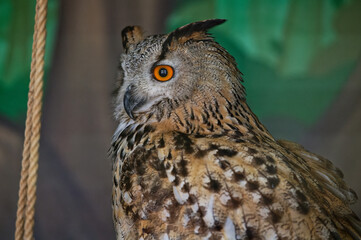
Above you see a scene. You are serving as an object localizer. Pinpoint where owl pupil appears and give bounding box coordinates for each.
[159,68,168,77]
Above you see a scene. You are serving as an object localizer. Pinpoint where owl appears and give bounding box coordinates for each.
[111,19,361,239]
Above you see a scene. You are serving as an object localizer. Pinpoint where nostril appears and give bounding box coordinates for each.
[126,85,133,91]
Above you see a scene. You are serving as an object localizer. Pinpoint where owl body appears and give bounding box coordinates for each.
[111,20,361,239]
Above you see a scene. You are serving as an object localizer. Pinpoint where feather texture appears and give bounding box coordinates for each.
[111,19,361,240]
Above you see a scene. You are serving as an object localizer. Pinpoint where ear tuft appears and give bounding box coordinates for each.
[173,19,226,41]
[159,19,226,59]
[121,26,144,53]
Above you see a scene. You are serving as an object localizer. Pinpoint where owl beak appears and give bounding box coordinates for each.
[123,85,146,119]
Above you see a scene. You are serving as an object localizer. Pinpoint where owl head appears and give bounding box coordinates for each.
[114,19,245,125]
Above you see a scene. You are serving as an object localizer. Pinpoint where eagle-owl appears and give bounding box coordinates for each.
[111,19,361,239]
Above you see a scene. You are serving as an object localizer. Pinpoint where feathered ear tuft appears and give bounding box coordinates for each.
[121,26,144,53]
[159,19,226,59]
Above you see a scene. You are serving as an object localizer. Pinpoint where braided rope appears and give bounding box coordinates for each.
[15,0,48,239]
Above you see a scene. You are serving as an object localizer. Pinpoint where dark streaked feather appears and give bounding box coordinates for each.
[158,19,226,60]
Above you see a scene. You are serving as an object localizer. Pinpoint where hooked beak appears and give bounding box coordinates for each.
[123,85,146,119]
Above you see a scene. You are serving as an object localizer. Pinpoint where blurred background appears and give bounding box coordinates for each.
[1,0,360,239]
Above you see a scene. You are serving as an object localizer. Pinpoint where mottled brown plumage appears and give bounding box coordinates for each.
[111,19,361,239]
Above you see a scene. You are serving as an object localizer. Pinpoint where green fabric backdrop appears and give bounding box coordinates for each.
[0,0,58,124]
[167,0,361,133]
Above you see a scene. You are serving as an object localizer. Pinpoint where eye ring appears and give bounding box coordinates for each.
[153,65,174,82]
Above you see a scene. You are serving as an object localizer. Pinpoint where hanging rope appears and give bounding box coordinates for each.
[15,0,48,239]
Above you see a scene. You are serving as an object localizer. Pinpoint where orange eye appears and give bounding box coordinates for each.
[153,65,174,82]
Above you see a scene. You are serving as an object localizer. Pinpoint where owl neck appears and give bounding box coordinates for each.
[133,91,274,142]
[113,91,274,146]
